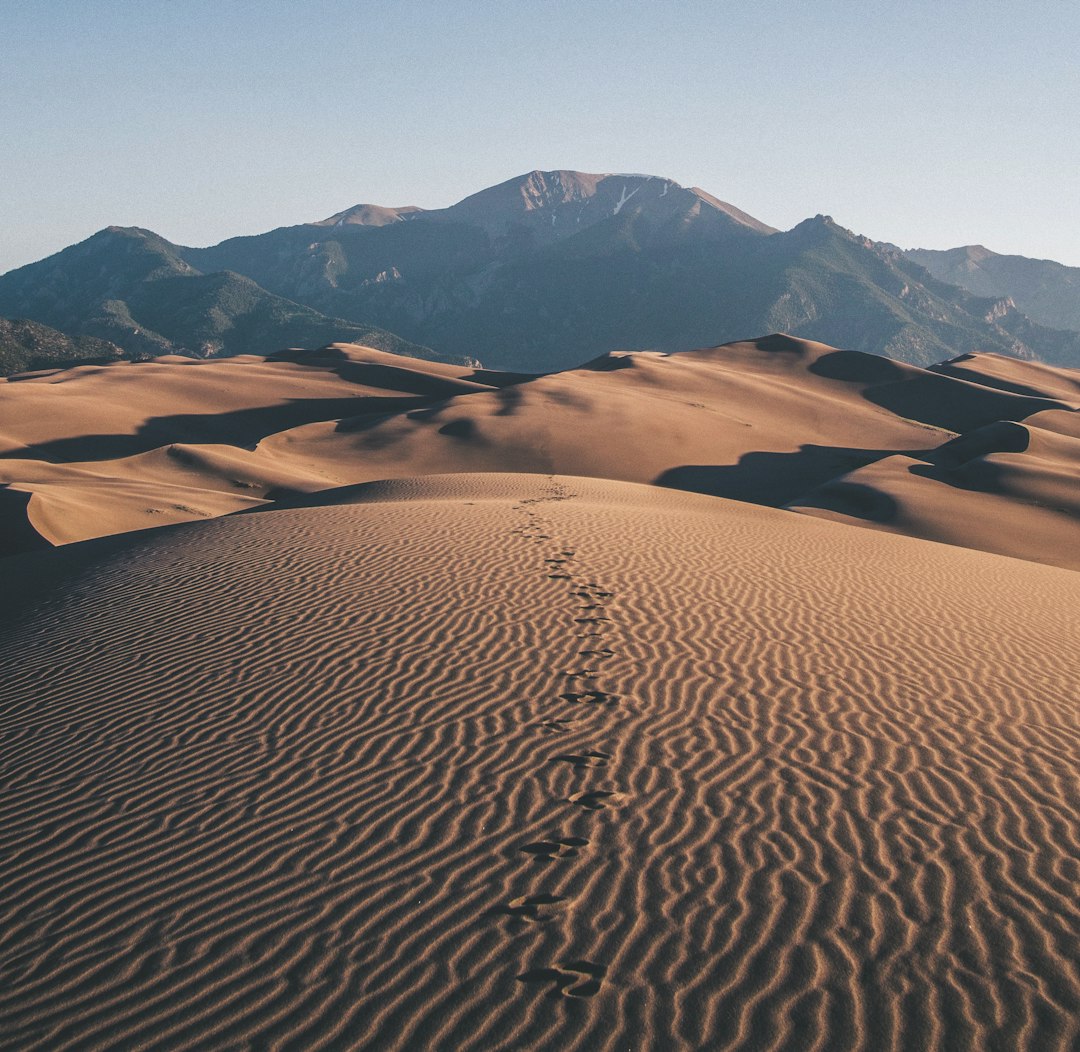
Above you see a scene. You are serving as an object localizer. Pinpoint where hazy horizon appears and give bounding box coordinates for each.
[2,0,1078,274]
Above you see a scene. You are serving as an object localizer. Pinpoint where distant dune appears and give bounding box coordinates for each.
[1,474,1077,1049]
[2,335,1078,568]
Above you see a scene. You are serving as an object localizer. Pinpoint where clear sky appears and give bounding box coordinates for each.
[2,0,1078,274]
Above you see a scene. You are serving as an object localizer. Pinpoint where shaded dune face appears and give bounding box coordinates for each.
[789,399,1080,571]
[0,476,1078,1051]
[2,335,1079,570]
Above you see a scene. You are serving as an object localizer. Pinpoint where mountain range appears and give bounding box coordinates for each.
[0,228,441,368]
[2,169,1079,374]
[906,244,1080,332]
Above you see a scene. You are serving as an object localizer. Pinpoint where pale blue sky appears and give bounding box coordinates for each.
[2,0,1077,273]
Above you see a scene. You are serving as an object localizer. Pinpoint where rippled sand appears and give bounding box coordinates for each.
[2,475,1077,1050]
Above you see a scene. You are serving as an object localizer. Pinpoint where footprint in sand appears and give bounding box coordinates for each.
[573,616,609,625]
[537,717,578,734]
[497,893,567,923]
[559,690,619,706]
[520,836,590,862]
[563,669,598,680]
[567,790,621,811]
[579,648,615,657]
[517,960,607,998]
[551,751,611,769]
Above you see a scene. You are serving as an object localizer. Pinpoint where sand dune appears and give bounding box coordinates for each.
[790,402,1080,570]
[3,335,1078,569]
[0,345,502,545]
[929,351,1080,402]
[4,337,1077,1049]
[0,346,501,459]
[0,474,1077,1050]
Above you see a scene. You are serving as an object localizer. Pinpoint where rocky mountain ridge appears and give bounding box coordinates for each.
[2,170,1078,374]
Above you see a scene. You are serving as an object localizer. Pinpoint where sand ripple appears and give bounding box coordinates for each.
[0,475,1077,1050]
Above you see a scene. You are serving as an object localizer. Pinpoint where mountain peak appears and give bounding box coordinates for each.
[786,214,845,243]
[449,169,608,216]
[311,170,776,244]
[314,204,424,228]
[99,225,168,243]
[439,169,776,240]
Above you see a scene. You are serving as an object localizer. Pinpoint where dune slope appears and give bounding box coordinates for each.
[0,345,504,544]
[1,474,1077,1050]
[789,354,1080,569]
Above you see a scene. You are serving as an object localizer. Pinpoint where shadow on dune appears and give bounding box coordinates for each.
[315,361,471,395]
[808,349,909,384]
[863,375,1062,432]
[745,333,811,357]
[332,398,449,433]
[1,396,439,463]
[495,385,525,415]
[270,348,537,391]
[575,353,641,372]
[655,444,918,507]
[808,349,1067,431]
[0,486,51,557]
[271,352,509,398]
[909,458,1010,496]
[910,454,1080,520]
[463,368,540,387]
[927,421,1031,468]
[789,481,901,524]
[929,354,1080,400]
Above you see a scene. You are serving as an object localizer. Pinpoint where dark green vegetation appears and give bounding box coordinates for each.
[3,170,1079,375]
[0,228,441,373]
[0,317,121,375]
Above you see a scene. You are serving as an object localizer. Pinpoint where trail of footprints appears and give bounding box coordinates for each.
[501,490,625,1001]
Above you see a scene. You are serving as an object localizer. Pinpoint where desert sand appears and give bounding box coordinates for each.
[1,336,1079,1050]
[0,474,1077,1049]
